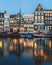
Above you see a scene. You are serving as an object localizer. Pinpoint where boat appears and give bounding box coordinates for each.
[33,33,45,38]
[20,33,32,38]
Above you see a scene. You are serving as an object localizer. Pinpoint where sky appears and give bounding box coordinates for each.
[0,0,52,15]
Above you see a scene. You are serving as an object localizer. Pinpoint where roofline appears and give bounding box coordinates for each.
[45,9,52,11]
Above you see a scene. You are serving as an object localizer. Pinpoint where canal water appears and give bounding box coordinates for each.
[0,37,52,65]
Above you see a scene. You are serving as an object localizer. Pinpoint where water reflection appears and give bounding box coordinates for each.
[0,40,2,48]
[0,37,52,65]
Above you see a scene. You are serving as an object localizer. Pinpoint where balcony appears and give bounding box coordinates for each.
[34,23,44,25]
[44,23,52,26]
[10,24,18,27]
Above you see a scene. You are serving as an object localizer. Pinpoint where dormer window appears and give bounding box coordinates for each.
[17,17,20,20]
[1,15,2,18]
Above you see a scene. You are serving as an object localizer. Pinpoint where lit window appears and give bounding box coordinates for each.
[38,16,40,19]
[48,13,50,16]
[35,16,37,19]
[45,13,48,16]
[10,20,14,23]
[50,14,52,16]
[41,16,44,19]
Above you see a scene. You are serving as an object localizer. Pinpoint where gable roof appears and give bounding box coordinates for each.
[35,3,44,11]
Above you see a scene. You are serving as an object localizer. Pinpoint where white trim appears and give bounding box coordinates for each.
[34,23,44,25]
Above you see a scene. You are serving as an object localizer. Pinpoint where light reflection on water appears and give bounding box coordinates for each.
[0,37,52,65]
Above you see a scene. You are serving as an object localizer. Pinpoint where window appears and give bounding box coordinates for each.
[38,16,40,19]
[24,21,26,24]
[38,26,40,30]
[1,15,2,18]
[35,16,37,19]
[48,17,49,20]
[45,21,48,24]
[41,20,44,23]
[45,13,48,16]
[35,13,37,15]
[0,22,3,24]
[45,17,47,20]
[38,13,40,15]
[40,26,44,30]
[10,20,14,23]
[50,21,52,24]
[17,17,20,20]
[35,26,37,30]
[28,21,32,24]
[41,13,44,15]
[0,26,3,28]
[20,25,23,27]
[24,18,27,21]
[31,21,33,24]
[50,14,52,16]
[50,17,52,20]
[48,13,50,16]
[38,20,41,23]
[35,20,37,23]
[48,21,50,24]
[41,16,44,19]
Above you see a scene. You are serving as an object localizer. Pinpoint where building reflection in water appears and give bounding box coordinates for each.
[0,37,52,65]
[0,40,2,49]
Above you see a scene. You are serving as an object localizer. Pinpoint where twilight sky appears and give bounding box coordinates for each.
[0,0,52,14]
